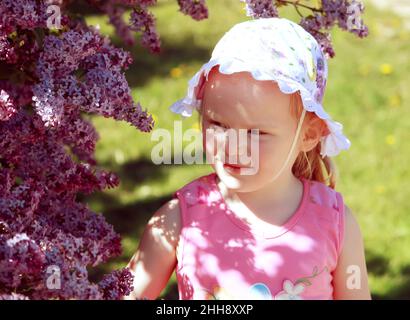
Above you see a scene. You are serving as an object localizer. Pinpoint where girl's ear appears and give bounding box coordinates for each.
[300,117,328,152]
[321,119,331,136]
[195,72,207,100]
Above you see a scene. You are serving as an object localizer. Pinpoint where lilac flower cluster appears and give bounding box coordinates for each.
[32,28,154,132]
[177,0,209,21]
[99,268,135,300]
[0,90,16,121]
[0,0,48,32]
[240,0,368,58]
[0,109,131,299]
[97,0,209,53]
[129,5,162,53]
[1,0,213,300]
[299,0,368,58]
[240,0,279,19]
[0,0,161,300]
[94,0,162,52]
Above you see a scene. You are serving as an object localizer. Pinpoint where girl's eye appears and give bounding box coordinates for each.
[210,120,226,128]
[248,129,268,136]
[208,121,269,135]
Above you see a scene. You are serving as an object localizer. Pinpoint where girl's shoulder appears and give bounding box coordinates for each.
[307,178,344,213]
[147,197,182,249]
[306,178,347,258]
[173,172,220,208]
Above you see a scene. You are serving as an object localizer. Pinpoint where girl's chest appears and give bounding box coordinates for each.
[178,226,334,300]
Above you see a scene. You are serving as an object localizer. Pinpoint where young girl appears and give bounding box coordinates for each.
[124,17,370,300]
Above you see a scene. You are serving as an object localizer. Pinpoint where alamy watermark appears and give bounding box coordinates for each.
[46,5,62,30]
[150,120,260,175]
[346,264,362,290]
[46,265,61,290]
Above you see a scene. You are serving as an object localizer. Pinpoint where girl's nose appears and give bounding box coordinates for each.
[222,129,249,164]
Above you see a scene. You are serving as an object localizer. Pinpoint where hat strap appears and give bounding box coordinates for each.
[270,107,307,182]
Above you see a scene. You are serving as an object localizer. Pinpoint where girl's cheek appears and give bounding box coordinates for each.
[257,138,281,162]
[256,143,270,164]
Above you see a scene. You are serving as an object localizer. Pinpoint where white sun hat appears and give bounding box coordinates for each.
[169,17,351,157]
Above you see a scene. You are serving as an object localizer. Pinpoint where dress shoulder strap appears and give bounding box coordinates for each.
[309,180,346,257]
[173,173,222,224]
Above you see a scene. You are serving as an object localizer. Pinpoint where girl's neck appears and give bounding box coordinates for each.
[220,172,303,216]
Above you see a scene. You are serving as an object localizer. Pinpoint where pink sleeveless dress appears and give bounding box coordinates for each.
[173,173,345,300]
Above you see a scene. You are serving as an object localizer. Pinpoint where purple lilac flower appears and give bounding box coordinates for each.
[240,0,278,18]
[299,0,368,58]
[0,89,17,121]
[0,0,184,301]
[32,29,153,131]
[99,268,134,300]
[129,6,161,53]
[177,0,209,20]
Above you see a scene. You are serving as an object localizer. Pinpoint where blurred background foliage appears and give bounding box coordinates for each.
[80,0,410,299]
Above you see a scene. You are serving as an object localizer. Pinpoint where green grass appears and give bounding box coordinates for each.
[82,0,410,299]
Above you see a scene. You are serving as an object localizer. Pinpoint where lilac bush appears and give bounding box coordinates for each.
[0,0,208,300]
[0,0,367,300]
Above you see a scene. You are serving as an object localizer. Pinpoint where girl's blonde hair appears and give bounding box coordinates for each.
[290,93,338,189]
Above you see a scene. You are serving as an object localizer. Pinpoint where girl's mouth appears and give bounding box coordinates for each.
[223,163,243,174]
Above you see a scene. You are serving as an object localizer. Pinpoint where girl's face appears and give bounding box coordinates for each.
[200,67,304,192]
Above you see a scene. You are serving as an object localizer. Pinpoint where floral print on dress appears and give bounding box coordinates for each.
[275,280,305,300]
[275,265,329,300]
[248,283,273,299]
[201,265,329,300]
[202,285,236,300]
